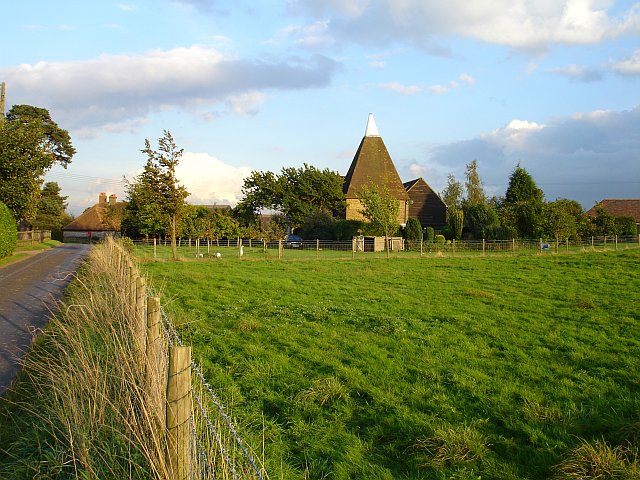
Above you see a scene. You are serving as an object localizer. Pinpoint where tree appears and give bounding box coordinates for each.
[123,131,189,259]
[591,207,617,236]
[464,160,485,207]
[541,199,583,240]
[299,210,337,240]
[449,209,464,240]
[358,181,399,257]
[0,106,75,222]
[32,182,69,240]
[464,203,500,239]
[502,165,544,238]
[237,164,345,231]
[404,217,422,250]
[441,173,463,211]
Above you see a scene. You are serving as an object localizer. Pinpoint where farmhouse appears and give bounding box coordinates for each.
[343,114,410,224]
[62,192,125,242]
[586,199,640,230]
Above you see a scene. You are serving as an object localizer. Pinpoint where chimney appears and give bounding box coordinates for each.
[99,192,107,204]
[109,194,117,205]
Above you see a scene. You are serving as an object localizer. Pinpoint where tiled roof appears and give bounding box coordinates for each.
[586,199,640,222]
[343,135,409,201]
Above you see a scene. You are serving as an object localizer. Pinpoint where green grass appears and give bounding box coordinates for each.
[142,251,640,479]
[0,240,62,267]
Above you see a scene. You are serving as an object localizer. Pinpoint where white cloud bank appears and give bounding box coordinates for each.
[407,106,640,208]
[0,45,339,137]
[176,152,252,206]
[290,0,640,52]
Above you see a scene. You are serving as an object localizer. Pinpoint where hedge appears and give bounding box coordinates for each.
[0,201,17,258]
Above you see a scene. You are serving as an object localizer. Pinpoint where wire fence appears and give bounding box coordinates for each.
[129,235,640,262]
[156,300,264,480]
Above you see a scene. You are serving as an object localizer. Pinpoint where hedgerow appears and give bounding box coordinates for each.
[0,201,17,258]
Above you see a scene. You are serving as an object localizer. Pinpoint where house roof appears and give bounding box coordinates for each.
[404,177,444,199]
[63,202,126,231]
[586,199,640,222]
[343,114,409,201]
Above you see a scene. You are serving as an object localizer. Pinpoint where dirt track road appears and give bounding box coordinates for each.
[0,244,90,396]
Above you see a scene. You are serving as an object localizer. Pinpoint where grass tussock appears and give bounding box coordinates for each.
[413,423,490,468]
[294,376,349,406]
[552,439,639,479]
[0,239,169,479]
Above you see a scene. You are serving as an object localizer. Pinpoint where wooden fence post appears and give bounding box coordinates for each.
[316,239,319,260]
[166,346,192,480]
[146,297,164,424]
[136,276,147,352]
[482,238,486,256]
[352,238,355,259]
[278,239,283,259]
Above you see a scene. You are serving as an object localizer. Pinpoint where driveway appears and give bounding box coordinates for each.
[0,244,91,396]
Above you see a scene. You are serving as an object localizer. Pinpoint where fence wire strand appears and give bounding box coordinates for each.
[148,285,264,480]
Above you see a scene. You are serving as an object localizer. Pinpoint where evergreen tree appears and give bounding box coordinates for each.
[32,182,69,240]
[502,165,544,238]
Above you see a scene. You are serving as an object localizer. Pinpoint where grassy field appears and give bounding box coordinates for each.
[141,250,640,479]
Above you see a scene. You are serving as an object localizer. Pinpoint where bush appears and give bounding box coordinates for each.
[335,220,364,241]
[435,234,446,244]
[404,218,423,241]
[616,216,638,236]
[425,227,435,243]
[0,201,17,258]
[299,211,337,240]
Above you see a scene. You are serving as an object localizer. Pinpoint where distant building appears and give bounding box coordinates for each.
[343,114,410,225]
[62,193,126,242]
[586,199,640,230]
[403,178,447,230]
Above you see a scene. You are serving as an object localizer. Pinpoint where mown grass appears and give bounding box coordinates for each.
[0,240,62,267]
[140,250,640,479]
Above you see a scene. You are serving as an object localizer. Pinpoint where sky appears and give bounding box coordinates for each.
[2,0,639,215]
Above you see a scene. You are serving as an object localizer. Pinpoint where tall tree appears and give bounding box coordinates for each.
[32,182,69,240]
[124,131,189,259]
[464,203,500,239]
[502,165,544,238]
[358,181,399,256]
[0,106,75,222]
[237,164,345,231]
[464,160,485,206]
[441,173,463,211]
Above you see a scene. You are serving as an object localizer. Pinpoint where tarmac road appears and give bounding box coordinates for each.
[0,244,91,396]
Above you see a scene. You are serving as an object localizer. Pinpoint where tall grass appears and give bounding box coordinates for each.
[0,240,169,479]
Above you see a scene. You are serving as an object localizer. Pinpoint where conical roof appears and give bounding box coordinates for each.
[343,114,409,200]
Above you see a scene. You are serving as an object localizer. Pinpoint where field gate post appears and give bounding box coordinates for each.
[166,346,192,480]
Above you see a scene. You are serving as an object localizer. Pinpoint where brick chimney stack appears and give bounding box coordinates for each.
[99,192,107,204]
[109,194,117,205]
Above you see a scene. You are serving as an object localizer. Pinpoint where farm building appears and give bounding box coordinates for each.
[343,114,410,225]
[403,177,447,230]
[62,192,125,242]
[586,199,640,230]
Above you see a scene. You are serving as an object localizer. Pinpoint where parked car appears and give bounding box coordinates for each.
[284,234,303,248]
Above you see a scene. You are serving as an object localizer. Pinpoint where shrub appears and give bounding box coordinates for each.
[335,220,364,241]
[404,218,423,241]
[435,234,446,244]
[425,226,435,243]
[0,201,17,258]
[615,216,638,236]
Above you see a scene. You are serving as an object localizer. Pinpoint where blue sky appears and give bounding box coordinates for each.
[2,0,639,214]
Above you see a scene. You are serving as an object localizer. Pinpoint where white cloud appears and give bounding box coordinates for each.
[226,91,266,115]
[609,49,640,75]
[176,152,252,206]
[380,81,421,95]
[268,20,335,49]
[458,73,476,86]
[0,46,339,136]
[291,0,640,51]
[114,3,137,12]
[548,63,603,82]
